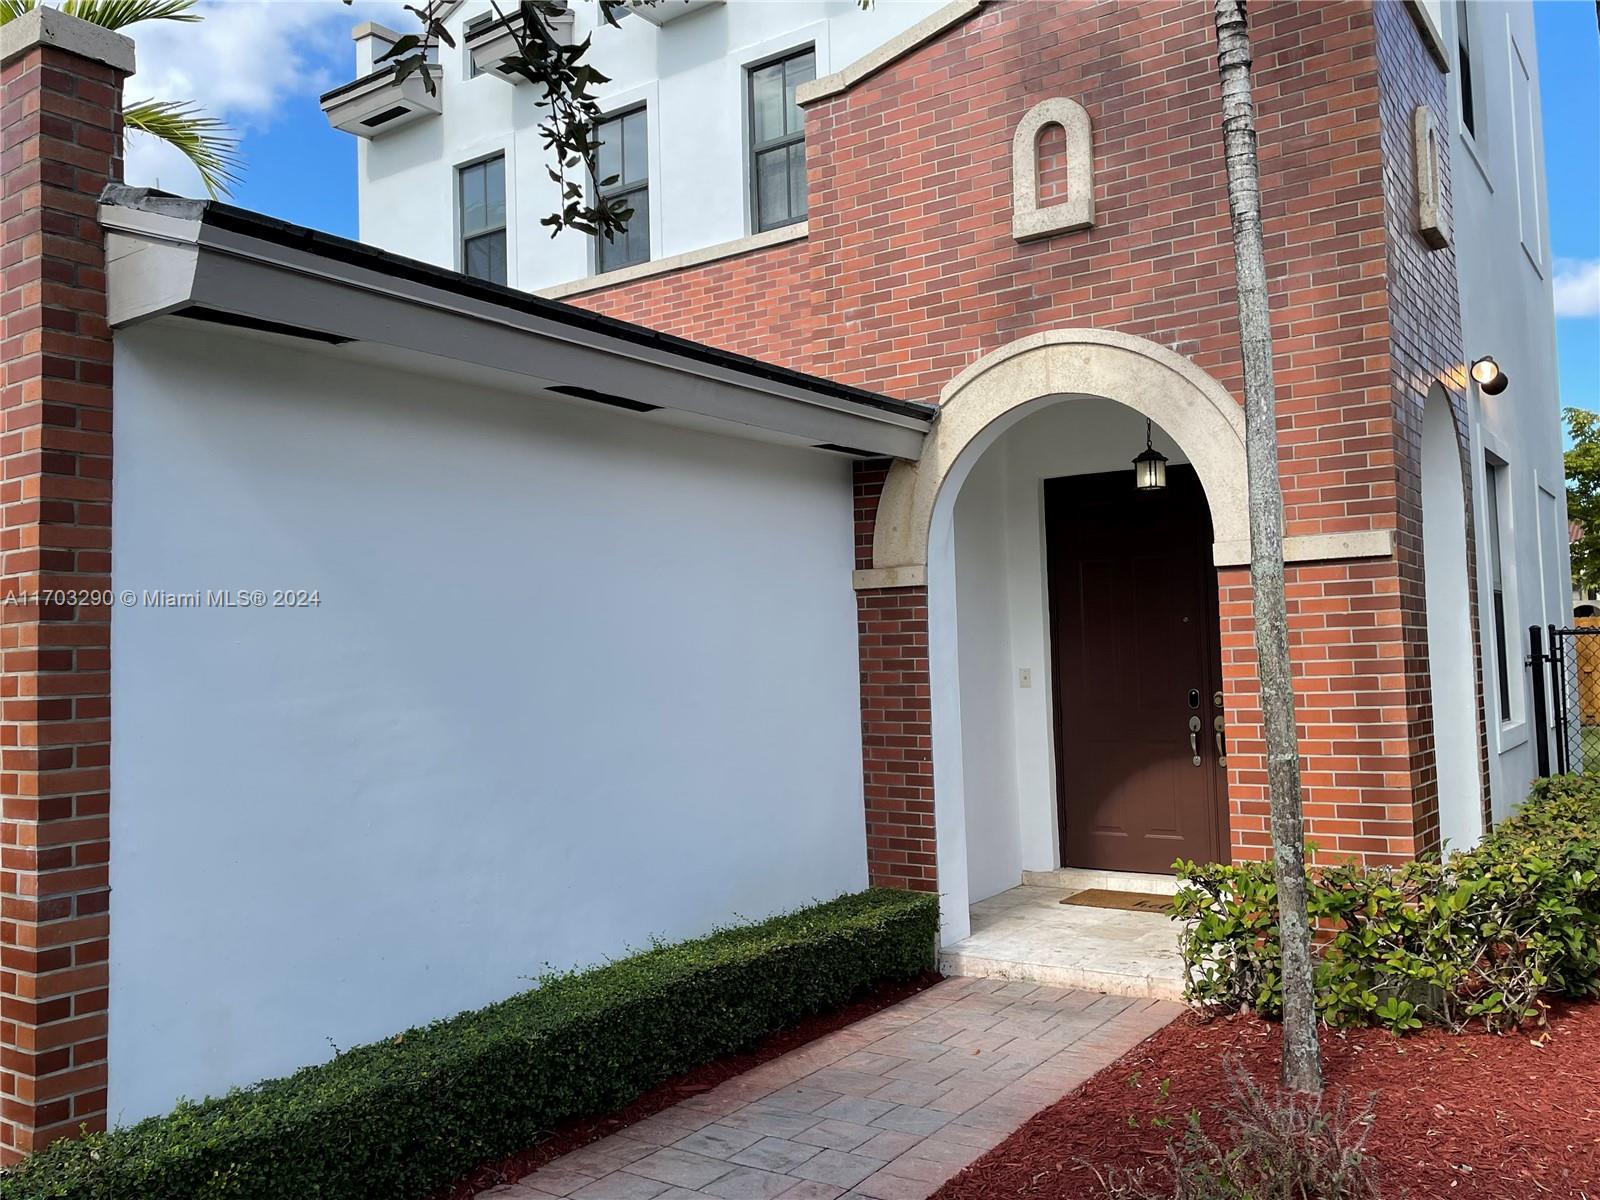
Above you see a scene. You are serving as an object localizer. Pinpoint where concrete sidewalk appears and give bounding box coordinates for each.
[484,977,1183,1200]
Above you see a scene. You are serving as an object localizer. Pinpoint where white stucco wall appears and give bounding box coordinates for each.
[1422,385,1483,850]
[107,323,867,1123]
[952,446,1018,904]
[356,0,945,291]
[1441,1,1568,820]
[941,398,1192,917]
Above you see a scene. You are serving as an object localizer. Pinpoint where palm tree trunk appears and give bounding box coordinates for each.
[1212,0,1323,1095]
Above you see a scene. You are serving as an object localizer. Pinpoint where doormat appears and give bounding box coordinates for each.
[1060,888,1173,914]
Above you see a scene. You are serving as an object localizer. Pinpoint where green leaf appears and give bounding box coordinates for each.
[122,98,239,198]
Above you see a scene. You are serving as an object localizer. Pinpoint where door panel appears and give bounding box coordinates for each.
[1046,466,1227,872]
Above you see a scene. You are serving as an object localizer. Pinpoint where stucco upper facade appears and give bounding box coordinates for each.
[350,0,949,290]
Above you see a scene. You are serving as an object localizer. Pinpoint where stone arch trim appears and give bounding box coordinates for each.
[1012,98,1094,241]
[854,328,1394,589]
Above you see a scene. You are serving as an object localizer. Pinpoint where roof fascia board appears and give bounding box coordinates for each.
[103,207,201,326]
[185,217,929,434]
[100,206,927,459]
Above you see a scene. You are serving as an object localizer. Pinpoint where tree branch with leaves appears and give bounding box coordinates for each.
[365,0,645,243]
[1564,407,1600,595]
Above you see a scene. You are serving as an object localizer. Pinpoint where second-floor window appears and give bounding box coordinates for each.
[1485,455,1513,722]
[464,12,493,77]
[748,48,814,232]
[459,154,507,285]
[1456,0,1478,140]
[596,108,650,273]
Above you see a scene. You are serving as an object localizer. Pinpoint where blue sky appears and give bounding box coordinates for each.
[1534,0,1600,415]
[124,1,1599,413]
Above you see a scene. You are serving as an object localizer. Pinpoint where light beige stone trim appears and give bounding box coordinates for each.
[794,0,983,106]
[1414,104,1450,249]
[853,565,928,591]
[1012,98,1094,241]
[1403,0,1451,74]
[351,21,402,43]
[1213,529,1396,569]
[863,329,1251,588]
[537,223,808,300]
[1,5,134,73]
[856,330,1402,590]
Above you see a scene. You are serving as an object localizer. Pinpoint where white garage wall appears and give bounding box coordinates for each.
[108,324,867,1123]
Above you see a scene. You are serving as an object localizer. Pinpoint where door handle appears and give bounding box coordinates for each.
[1214,714,1227,766]
[1188,715,1202,766]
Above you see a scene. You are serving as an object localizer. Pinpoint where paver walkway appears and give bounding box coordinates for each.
[484,977,1184,1200]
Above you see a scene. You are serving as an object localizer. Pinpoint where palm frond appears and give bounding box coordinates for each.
[0,0,199,28]
[62,0,198,28]
[123,98,240,198]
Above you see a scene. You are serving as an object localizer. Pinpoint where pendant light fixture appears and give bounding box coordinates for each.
[1133,418,1168,491]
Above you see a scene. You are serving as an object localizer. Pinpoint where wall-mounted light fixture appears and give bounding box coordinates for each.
[1133,419,1168,491]
[1471,356,1509,396]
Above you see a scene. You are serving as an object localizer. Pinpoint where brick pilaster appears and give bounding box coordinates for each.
[854,461,936,891]
[0,7,131,1162]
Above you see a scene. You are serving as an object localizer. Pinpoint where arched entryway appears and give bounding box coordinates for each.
[862,329,1398,946]
[943,397,1230,912]
[882,331,1252,943]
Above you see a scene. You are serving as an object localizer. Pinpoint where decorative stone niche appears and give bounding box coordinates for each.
[1413,104,1450,249]
[1012,98,1094,242]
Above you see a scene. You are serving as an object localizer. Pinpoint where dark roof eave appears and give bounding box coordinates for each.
[184,199,934,425]
[319,63,401,105]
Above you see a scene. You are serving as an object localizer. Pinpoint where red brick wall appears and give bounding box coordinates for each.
[0,26,126,1161]
[1371,0,1485,846]
[570,1,1467,879]
[854,461,934,890]
[562,236,815,369]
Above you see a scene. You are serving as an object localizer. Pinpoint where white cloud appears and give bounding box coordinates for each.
[1554,258,1600,319]
[120,0,408,194]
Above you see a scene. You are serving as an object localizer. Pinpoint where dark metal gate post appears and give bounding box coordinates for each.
[1549,624,1569,775]
[1529,625,1550,778]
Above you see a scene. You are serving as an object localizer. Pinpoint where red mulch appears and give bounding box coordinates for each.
[934,1003,1600,1200]
[431,971,943,1200]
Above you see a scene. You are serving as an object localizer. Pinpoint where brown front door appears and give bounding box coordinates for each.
[1045,466,1227,873]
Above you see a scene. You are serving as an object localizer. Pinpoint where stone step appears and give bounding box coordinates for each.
[1020,867,1183,896]
[938,948,1185,1001]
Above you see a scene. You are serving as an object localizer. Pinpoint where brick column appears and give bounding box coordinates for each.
[854,461,936,891]
[0,7,131,1161]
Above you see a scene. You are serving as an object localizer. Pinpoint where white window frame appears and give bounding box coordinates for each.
[746,44,816,235]
[1507,28,1544,276]
[455,149,510,285]
[592,104,651,274]
[587,80,661,274]
[737,22,828,236]
[1480,443,1526,748]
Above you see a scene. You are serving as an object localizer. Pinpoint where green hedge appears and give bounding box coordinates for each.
[1175,774,1600,1034]
[2,887,938,1200]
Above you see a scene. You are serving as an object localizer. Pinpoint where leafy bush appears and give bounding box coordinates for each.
[1097,1061,1381,1200]
[1,887,938,1200]
[1175,774,1600,1033]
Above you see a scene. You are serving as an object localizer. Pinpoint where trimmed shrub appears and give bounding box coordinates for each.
[1175,774,1600,1033]
[2,887,938,1199]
